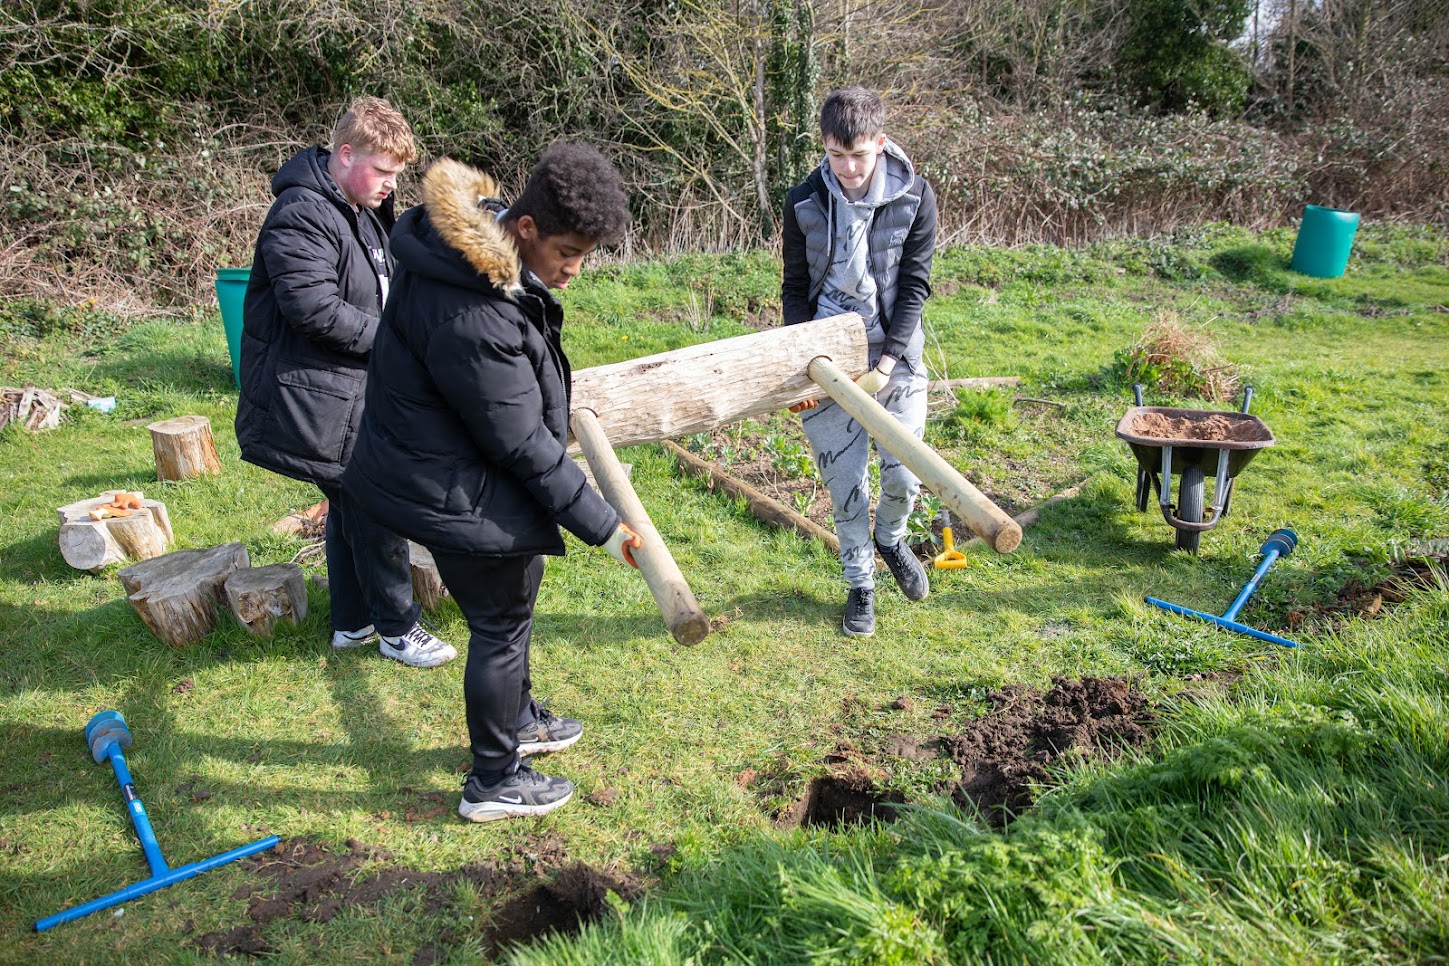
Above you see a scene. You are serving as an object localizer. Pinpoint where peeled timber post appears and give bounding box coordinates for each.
[807,356,1023,554]
[571,407,711,646]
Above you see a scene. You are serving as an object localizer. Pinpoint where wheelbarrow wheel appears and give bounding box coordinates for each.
[1175,465,1204,554]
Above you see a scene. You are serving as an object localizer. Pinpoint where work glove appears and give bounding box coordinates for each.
[604,521,643,568]
[788,398,819,413]
[854,355,896,396]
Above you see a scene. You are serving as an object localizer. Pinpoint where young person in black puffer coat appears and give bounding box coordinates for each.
[343,144,642,822]
[236,96,457,670]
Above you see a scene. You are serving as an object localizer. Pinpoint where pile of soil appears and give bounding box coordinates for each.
[942,676,1155,825]
[1131,410,1268,444]
[191,836,640,960]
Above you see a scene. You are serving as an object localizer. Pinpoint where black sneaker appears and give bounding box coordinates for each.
[843,587,876,638]
[517,706,583,755]
[875,538,930,601]
[458,766,574,823]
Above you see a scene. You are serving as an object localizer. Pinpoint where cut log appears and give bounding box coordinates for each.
[408,541,450,612]
[570,313,868,449]
[572,408,710,646]
[663,440,840,553]
[147,415,222,481]
[225,563,307,637]
[56,491,174,572]
[119,543,250,647]
[809,356,1022,554]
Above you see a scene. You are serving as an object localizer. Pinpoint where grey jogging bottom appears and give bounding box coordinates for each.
[800,361,929,588]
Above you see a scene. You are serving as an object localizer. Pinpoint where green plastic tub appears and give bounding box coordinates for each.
[1290,204,1360,279]
[214,267,250,388]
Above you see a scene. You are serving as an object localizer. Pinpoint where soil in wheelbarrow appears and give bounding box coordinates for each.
[1132,411,1267,443]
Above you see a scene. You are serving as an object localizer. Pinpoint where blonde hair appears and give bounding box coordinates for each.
[332,96,418,164]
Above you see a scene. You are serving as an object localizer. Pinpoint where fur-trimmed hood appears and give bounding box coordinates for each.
[389,157,522,297]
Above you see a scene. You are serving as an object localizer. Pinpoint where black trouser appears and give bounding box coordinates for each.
[429,551,545,776]
[317,484,420,637]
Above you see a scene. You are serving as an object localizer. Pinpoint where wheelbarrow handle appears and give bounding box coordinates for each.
[1132,382,1144,407]
[1240,385,1255,414]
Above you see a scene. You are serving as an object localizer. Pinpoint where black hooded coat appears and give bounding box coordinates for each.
[341,159,620,557]
[235,146,393,486]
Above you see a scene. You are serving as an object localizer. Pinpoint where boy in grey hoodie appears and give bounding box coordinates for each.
[781,86,939,637]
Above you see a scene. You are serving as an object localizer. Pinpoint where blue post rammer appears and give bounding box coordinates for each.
[33,711,280,932]
[1145,529,1301,649]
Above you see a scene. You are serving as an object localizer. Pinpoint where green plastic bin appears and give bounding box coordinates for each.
[1290,204,1360,279]
[215,267,250,388]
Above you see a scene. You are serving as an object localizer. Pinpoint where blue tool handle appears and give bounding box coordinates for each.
[1222,529,1298,621]
[33,835,280,932]
[1145,597,1299,648]
[106,745,169,877]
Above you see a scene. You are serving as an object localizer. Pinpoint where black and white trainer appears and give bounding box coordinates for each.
[379,621,458,668]
[517,707,583,755]
[843,586,876,638]
[330,624,378,650]
[458,766,574,823]
[875,537,930,601]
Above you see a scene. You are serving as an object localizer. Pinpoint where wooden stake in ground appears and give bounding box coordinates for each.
[147,415,222,481]
[119,543,250,647]
[570,313,868,449]
[225,563,307,637]
[571,408,710,646]
[56,491,174,572]
[808,356,1023,554]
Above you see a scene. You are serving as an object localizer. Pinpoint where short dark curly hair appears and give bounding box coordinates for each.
[507,143,629,245]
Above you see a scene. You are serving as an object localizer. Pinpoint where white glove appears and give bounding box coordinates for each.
[854,356,895,395]
[604,522,643,567]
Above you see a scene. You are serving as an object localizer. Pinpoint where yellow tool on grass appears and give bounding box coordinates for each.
[933,509,968,569]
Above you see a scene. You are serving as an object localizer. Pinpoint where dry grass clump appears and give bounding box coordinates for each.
[1116,313,1240,402]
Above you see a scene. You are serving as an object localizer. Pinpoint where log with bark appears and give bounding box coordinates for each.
[147,415,222,481]
[570,313,868,450]
[407,541,450,612]
[225,563,307,637]
[56,491,174,572]
[119,543,250,647]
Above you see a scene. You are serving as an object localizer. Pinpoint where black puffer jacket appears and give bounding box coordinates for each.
[234,146,393,486]
[341,158,620,557]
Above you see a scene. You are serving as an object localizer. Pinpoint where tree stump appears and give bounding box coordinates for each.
[56,491,175,572]
[118,543,250,647]
[225,563,307,637]
[147,415,222,481]
[408,542,450,612]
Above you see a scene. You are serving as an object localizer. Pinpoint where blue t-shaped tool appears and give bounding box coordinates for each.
[1145,529,1301,648]
[34,710,280,931]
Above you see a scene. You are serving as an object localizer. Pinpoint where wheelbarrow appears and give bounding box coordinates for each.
[1115,384,1275,554]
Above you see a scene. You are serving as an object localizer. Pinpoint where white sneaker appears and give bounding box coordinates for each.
[330,625,378,649]
[379,622,458,668]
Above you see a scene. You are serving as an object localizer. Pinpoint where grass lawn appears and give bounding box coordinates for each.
[2,222,1447,963]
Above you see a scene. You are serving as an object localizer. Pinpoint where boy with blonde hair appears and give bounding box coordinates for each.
[237,96,458,669]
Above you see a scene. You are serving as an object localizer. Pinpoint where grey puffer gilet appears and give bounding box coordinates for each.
[781,140,936,366]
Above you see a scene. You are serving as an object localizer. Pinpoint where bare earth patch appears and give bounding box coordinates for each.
[191,836,640,960]
[942,676,1155,825]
